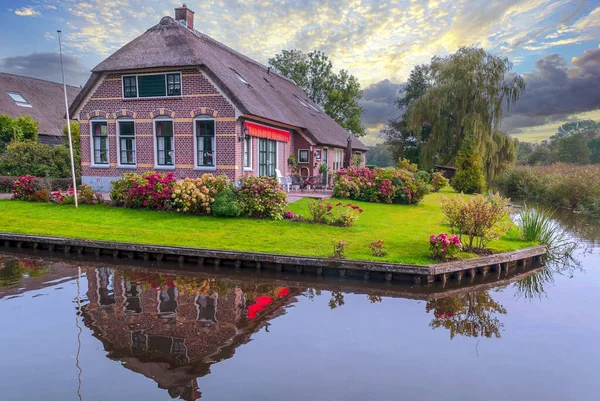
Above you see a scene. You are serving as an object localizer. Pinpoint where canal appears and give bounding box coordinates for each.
[0,210,598,401]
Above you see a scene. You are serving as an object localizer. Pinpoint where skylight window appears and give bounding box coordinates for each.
[7,91,32,107]
[293,94,310,109]
[231,69,249,85]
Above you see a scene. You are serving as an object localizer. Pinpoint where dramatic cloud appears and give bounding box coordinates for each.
[14,7,40,17]
[360,79,404,126]
[502,47,600,133]
[0,52,90,86]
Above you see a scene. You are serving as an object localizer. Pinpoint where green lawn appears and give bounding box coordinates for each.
[0,188,534,265]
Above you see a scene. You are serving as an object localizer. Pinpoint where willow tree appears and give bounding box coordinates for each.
[407,47,525,175]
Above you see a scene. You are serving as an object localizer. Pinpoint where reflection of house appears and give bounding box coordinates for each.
[82,267,298,400]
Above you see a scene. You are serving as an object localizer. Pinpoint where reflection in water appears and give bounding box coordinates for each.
[0,202,598,401]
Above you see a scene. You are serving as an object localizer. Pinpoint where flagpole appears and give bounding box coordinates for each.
[57,30,79,208]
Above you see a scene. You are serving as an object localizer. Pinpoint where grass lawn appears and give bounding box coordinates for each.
[0,188,535,265]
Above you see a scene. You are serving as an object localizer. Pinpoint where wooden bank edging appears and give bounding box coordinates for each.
[0,232,546,284]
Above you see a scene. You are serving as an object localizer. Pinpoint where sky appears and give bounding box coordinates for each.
[0,0,599,145]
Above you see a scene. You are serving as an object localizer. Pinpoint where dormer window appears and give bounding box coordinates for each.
[122,72,181,98]
[7,91,32,107]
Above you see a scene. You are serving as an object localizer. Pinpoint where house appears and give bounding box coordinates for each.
[68,4,368,191]
[0,72,81,146]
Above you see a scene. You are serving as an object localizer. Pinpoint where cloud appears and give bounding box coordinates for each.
[359,79,404,126]
[14,7,40,17]
[502,47,600,132]
[0,52,90,86]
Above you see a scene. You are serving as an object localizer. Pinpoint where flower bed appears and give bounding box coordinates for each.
[333,166,428,204]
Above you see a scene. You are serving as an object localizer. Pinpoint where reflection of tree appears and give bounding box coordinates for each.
[328,291,345,309]
[0,259,50,287]
[426,291,507,339]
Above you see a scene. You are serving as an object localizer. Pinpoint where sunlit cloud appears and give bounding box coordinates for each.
[14,7,40,17]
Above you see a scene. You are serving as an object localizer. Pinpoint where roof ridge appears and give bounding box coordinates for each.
[187,27,298,86]
[0,71,80,90]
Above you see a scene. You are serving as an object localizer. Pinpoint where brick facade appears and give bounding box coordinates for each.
[77,67,298,191]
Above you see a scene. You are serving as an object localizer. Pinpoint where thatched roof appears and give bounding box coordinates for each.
[70,17,367,151]
[0,72,80,137]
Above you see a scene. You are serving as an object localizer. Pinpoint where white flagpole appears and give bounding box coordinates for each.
[57,30,79,208]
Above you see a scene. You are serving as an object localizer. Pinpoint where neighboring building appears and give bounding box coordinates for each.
[0,72,80,146]
[69,4,368,191]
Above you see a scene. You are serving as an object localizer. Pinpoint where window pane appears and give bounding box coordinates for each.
[156,120,173,136]
[123,77,137,98]
[167,73,181,96]
[244,137,251,168]
[138,74,166,97]
[119,121,135,136]
[92,122,107,136]
[196,119,215,137]
[120,138,135,165]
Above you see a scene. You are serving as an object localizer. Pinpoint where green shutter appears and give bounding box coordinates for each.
[138,74,166,97]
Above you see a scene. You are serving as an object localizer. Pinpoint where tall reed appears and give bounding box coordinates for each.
[518,206,576,258]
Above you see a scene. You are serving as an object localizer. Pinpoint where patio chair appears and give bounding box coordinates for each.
[275,169,292,192]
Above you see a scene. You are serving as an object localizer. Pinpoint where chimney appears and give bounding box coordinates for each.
[175,4,195,30]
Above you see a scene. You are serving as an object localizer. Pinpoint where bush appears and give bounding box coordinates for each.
[333,166,425,204]
[440,193,511,250]
[0,176,18,192]
[331,241,347,258]
[431,172,448,192]
[0,141,72,178]
[307,200,363,227]
[110,171,176,210]
[368,240,386,257]
[12,176,41,200]
[171,174,229,214]
[451,140,486,194]
[212,188,242,217]
[429,233,462,260]
[30,189,50,203]
[237,175,287,219]
[398,158,418,172]
[415,170,431,183]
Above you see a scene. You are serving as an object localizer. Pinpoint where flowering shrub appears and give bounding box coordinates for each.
[283,211,295,219]
[429,233,462,260]
[50,186,77,204]
[76,184,104,205]
[368,239,386,257]
[333,166,428,204]
[331,240,347,258]
[440,193,511,250]
[237,175,287,219]
[171,174,229,214]
[12,176,40,200]
[307,200,363,227]
[432,171,449,192]
[30,189,50,203]
[110,171,176,210]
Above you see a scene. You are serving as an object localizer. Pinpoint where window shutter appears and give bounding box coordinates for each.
[138,74,167,97]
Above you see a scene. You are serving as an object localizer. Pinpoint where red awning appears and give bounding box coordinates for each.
[244,121,290,142]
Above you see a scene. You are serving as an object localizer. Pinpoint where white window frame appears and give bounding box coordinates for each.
[298,149,310,164]
[116,118,136,168]
[193,115,217,171]
[121,71,183,99]
[89,118,110,168]
[243,136,252,171]
[153,116,175,170]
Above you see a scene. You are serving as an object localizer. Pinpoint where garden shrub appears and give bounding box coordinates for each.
[368,240,385,257]
[0,176,18,192]
[212,187,242,217]
[451,141,486,194]
[110,171,176,210]
[30,189,50,203]
[334,166,425,204]
[12,176,41,200]
[237,175,287,220]
[429,233,462,260]
[415,170,431,183]
[0,141,71,178]
[440,192,511,250]
[331,241,347,258]
[307,200,363,227]
[398,158,418,172]
[431,172,448,192]
[171,175,229,214]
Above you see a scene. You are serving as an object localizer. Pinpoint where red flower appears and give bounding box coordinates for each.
[276,288,290,297]
[247,304,264,319]
[254,296,274,307]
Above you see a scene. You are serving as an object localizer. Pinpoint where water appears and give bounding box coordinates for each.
[1,211,599,401]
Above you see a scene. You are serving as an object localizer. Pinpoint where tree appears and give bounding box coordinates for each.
[527,142,557,165]
[365,143,394,167]
[517,141,534,164]
[552,120,600,141]
[451,138,486,194]
[0,114,39,152]
[589,137,600,164]
[269,50,365,137]
[15,115,38,142]
[381,64,432,165]
[557,133,591,164]
[407,47,525,174]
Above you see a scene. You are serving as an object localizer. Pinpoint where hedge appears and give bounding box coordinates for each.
[0,176,81,193]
